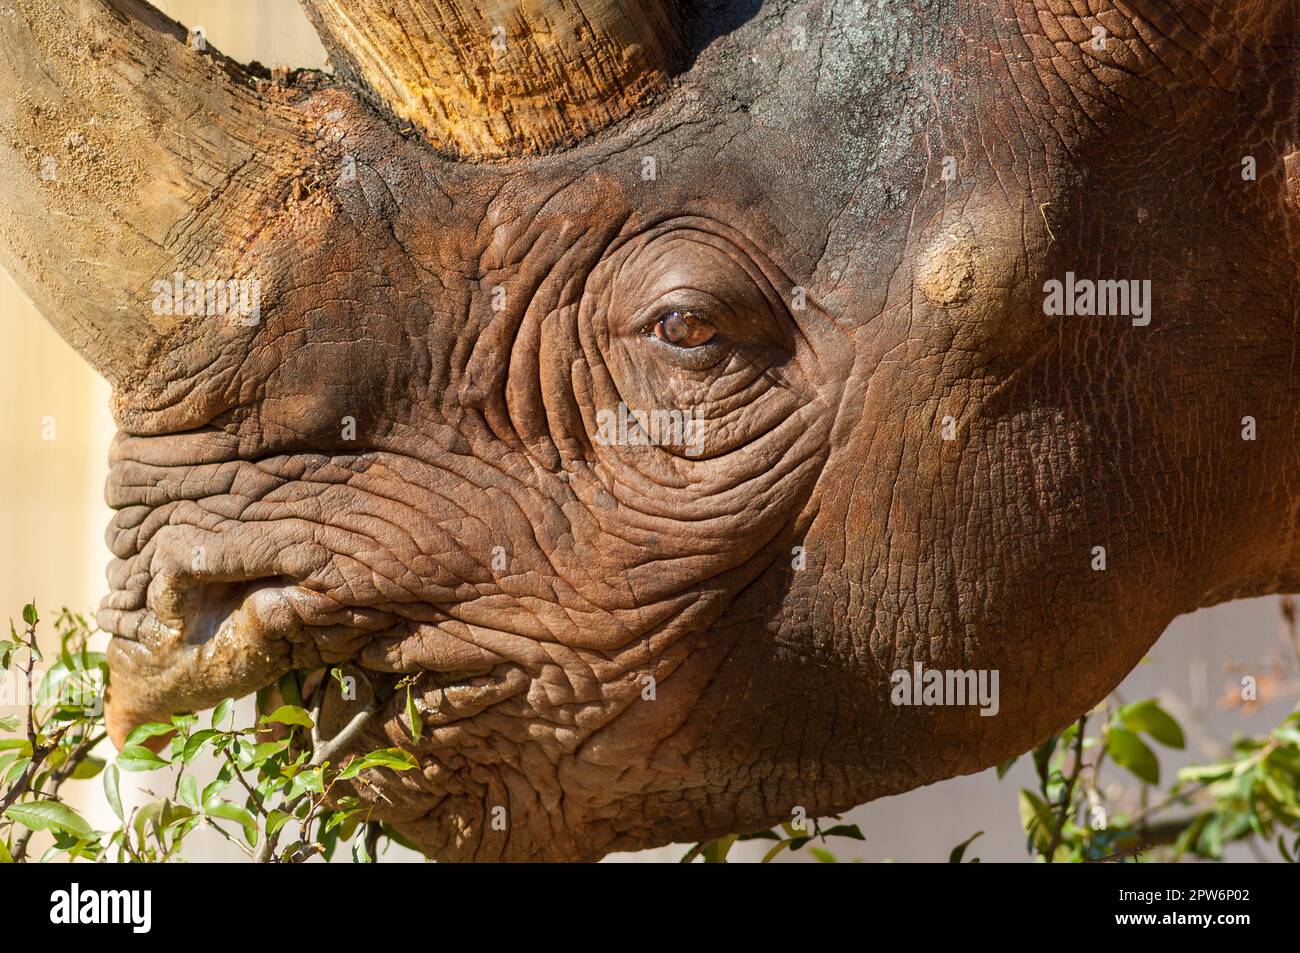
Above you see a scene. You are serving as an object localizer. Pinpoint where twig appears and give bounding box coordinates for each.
[222,746,267,816]
[256,668,377,861]
[310,666,377,766]
[0,613,71,815]
[312,703,376,766]
[1086,842,1150,863]
[11,728,103,861]
[1043,715,1087,862]
[679,842,705,864]
[1127,780,1210,829]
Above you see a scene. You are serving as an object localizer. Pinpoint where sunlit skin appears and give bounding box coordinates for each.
[0,0,1296,859]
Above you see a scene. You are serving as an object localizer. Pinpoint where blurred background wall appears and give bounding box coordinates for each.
[1,1,1294,863]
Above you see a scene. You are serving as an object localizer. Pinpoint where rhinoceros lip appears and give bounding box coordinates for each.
[104,578,305,748]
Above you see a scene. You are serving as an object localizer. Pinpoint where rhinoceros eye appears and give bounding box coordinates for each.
[651,309,716,348]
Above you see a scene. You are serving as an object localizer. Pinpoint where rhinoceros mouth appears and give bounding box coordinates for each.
[103,578,303,747]
[103,575,532,749]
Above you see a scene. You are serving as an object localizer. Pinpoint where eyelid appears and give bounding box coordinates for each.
[637,307,713,336]
[630,290,734,335]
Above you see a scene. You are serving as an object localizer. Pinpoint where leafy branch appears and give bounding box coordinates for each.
[0,604,421,864]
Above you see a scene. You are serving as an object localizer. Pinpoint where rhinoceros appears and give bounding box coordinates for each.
[1,0,1296,861]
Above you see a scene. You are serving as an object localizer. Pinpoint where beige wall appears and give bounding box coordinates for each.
[153,0,326,71]
[0,275,113,625]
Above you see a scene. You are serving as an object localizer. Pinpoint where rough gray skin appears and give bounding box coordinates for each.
[1,0,1298,860]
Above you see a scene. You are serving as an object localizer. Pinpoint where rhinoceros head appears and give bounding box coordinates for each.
[1,0,1296,859]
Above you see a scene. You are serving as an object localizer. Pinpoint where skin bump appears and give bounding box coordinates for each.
[916,220,979,308]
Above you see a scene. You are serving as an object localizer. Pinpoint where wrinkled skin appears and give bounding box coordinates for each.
[19,0,1300,859]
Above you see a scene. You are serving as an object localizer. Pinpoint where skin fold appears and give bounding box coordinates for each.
[1,0,1297,860]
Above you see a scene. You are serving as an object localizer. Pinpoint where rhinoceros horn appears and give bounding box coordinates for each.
[298,0,689,159]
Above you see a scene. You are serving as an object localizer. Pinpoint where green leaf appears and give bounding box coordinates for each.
[1118,700,1185,749]
[178,774,200,812]
[240,740,290,769]
[4,800,91,838]
[159,801,196,829]
[276,671,304,708]
[949,830,984,863]
[201,776,230,806]
[1018,790,1055,853]
[380,823,420,853]
[821,823,866,841]
[287,767,326,798]
[22,604,38,627]
[261,705,314,729]
[1173,813,1209,859]
[703,834,738,863]
[1107,728,1160,785]
[406,683,422,743]
[1178,762,1234,783]
[125,722,175,748]
[5,757,32,787]
[70,755,106,780]
[996,756,1019,779]
[1272,726,1300,747]
[760,839,794,863]
[210,698,234,729]
[337,748,419,780]
[318,827,340,862]
[1277,833,1296,864]
[809,847,837,863]
[204,801,258,845]
[116,745,169,772]
[104,764,123,822]
[182,729,222,764]
[333,810,364,842]
[1032,737,1056,787]
[1198,815,1225,859]
[132,800,164,846]
[352,836,374,864]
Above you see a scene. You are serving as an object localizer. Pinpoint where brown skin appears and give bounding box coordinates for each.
[1,0,1298,860]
